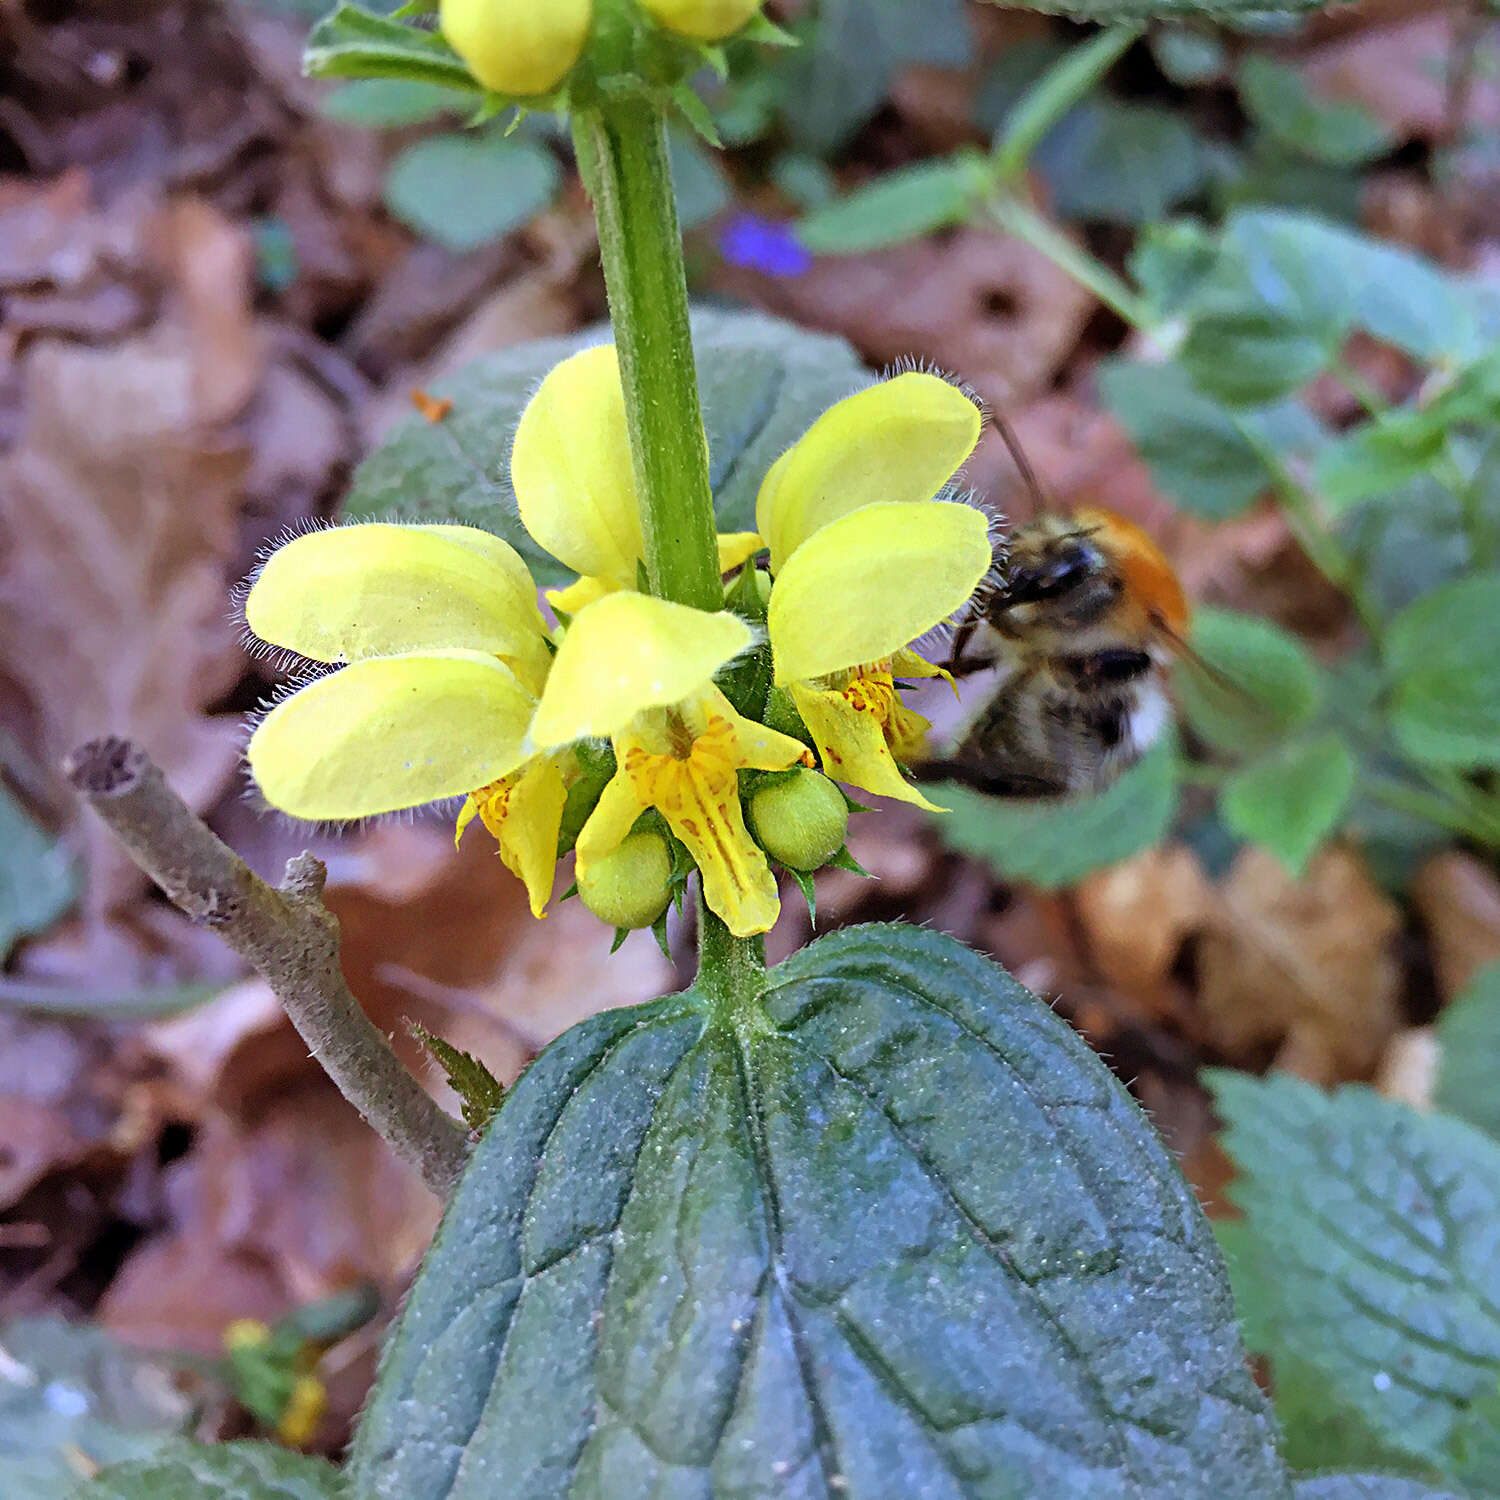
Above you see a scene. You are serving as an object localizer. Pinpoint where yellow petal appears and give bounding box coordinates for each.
[575,768,651,874]
[769,501,991,684]
[716,531,763,573]
[248,651,536,820]
[511,345,643,588]
[545,573,619,614]
[695,686,811,772]
[758,373,982,571]
[530,594,754,747]
[494,758,568,918]
[789,679,941,812]
[246,522,550,687]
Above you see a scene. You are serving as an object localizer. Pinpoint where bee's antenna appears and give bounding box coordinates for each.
[990,405,1053,519]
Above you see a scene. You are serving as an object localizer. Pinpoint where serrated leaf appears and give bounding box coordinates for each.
[796,158,981,254]
[1220,733,1356,876]
[1211,1070,1500,1476]
[341,309,868,587]
[76,1442,343,1499]
[1435,961,1500,1142]
[382,133,559,251]
[932,734,1179,888]
[352,925,1289,1497]
[1238,55,1393,167]
[408,1021,505,1130]
[303,4,479,91]
[1099,358,1280,517]
[319,77,468,127]
[1387,573,1500,768]
[1293,1478,1469,1499]
[0,784,75,961]
[1177,606,1321,756]
[1034,98,1208,225]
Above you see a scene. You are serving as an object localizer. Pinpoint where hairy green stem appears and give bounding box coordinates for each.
[697,903,767,1013]
[572,97,722,611]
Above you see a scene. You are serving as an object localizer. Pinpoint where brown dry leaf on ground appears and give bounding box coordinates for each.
[1411,850,1500,1001]
[1196,845,1403,1083]
[716,224,1093,407]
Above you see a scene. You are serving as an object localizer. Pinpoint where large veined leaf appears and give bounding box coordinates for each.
[1293,1480,1469,1500]
[75,1442,343,1499]
[342,310,868,587]
[352,924,1289,1497]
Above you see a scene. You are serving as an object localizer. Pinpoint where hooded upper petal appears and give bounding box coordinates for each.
[511,344,643,589]
[769,500,991,684]
[246,522,551,692]
[248,649,536,820]
[529,593,753,747]
[755,372,982,571]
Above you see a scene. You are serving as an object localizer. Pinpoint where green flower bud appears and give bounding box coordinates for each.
[441,0,593,96]
[637,0,762,42]
[578,830,672,929]
[749,768,849,872]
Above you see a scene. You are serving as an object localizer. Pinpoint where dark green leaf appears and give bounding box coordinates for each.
[1098,358,1281,516]
[1238,56,1393,166]
[0,1319,195,1498]
[973,38,1070,137]
[319,77,468,127]
[1215,139,1364,225]
[1034,98,1208,225]
[77,1442,344,1499]
[1129,218,1219,319]
[1435,961,1500,1142]
[932,734,1179,887]
[0,785,75,961]
[797,158,982,254]
[1177,606,1321,756]
[353,926,1289,1497]
[342,309,869,587]
[303,4,480,91]
[1211,1070,1500,1475]
[1386,573,1500,768]
[408,1020,506,1130]
[382,134,560,251]
[1447,1380,1500,1494]
[1293,1479,1469,1499]
[1220,733,1356,876]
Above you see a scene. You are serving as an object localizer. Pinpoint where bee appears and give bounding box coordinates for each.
[924,414,1195,799]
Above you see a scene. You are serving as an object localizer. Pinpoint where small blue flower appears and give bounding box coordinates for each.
[718,213,812,278]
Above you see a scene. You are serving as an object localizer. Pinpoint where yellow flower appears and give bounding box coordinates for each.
[757,372,992,807]
[532,592,810,938]
[243,522,570,917]
[638,0,763,41]
[511,343,761,612]
[440,0,593,96]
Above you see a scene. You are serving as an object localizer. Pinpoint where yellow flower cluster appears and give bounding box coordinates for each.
[244,349,989,937]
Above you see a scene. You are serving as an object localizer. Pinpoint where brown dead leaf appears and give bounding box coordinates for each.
[1376,1026,1438,1112]
[1411,850,1500,1001]
[1196,844,1402,1083]
[715,223,1093,408]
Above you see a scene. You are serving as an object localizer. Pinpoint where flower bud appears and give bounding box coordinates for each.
[441,0,592,96]
[749,768,849,872]
[578,830,673,929]
[637,0,762,42]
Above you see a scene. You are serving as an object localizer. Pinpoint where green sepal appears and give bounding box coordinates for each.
[672,83,723,147]
[390,0,438,14]
[304,4,481,92]
[557,745,618,857]
[826,844,870,877]
[739,12,799,46]
[610,927,630,955]
[787,865,817,924]
[408,1020,506,1131]
[559,881,580,902]
[650,911,673,961]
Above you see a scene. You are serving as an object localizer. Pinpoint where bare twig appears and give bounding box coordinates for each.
[64,736,470,1199]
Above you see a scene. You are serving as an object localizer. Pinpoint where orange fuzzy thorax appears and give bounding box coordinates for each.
[1073,508,1189,637]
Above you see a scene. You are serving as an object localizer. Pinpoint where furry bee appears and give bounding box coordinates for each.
[925,417,1193,799]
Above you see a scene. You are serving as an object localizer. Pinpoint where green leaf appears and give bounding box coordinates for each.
[351,925,1290,1497]
[1293,1479,1469,1499]
[1177,606,1322,756]
[978,0,1330,13]
[319,77,468,127]
[382,133,560,251]
[408,1020,505,1130]
[1129,217,1219,320]
[1033,98,1208,225]
[1098,359,1275,517]
[1434,961,1500,1142]
[932,734,1179,888]
[1315,412,1449,509]
[0,785,75,961]
[667,128,731,231]
[1210,1070,1500,1476]
[1238,55,1393,167]
[303,4,480,92]
[77,1443,343,1500]
[0,1319,195,1498]
[1221,733,1356,876]
[1151,26,1229,85]
[1386,573,1500,768]
[1447,1380,1500,1494]
[796,158,982,254]
[342,309,869,587]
